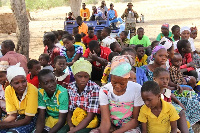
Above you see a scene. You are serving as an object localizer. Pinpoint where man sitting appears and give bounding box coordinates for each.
[80,3,90,21]
[76,16,88,37]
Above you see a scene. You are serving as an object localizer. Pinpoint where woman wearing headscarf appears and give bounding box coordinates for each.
[92,55,143,133]
[0,63,38,133]
[66,58,100,133]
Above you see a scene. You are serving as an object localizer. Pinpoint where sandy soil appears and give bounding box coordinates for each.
[1,0,200,59]
[0,0,200,131]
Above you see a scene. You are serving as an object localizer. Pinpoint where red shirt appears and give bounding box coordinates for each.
[175,49,194,72]
[44,46,60,66]
[26,73,39,88]
[82,35,97,47]
[83,46,111,67]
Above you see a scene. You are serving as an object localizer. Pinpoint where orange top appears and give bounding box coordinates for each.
[78,22,88,36]
[80,8,90,20]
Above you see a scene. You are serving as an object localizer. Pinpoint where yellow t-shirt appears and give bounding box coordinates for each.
[5,83,38,116]
[138,99,180,133]
[80,8,90,20]
[75,42,86,54]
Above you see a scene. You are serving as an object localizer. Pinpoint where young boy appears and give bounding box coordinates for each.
[39,54,54,71]
[110,42,122,54]
[176,39,198,79]
[83,40,111,83]
[134,45,147,67]
[129,70,136,82]
[73,27,79,37]
[35,69,68,133]
[138,81,179,133]
[83,27,97,47]
[156,23,174,41]
[75,34,86,54]
[169,53,196,88]
[96,30,102,43]
[115,31,130,48]
[26,59,41,88]
[101,27,116,48]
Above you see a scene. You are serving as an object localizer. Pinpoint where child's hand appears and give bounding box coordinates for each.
[178,102,186,110]
[176,85,183,94]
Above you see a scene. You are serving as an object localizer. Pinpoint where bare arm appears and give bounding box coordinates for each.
[141,122,147,133]
[67,53,82,66]
[0,114,33,129]
[3,113,17,123]
[35,109,46,133]
[69,112,95,133]
[99,105,111,133]
[67,110,74,130]
[171,94,186,110]
[49,112,67,133]
[170,121,178,133]
[113,106,141,133]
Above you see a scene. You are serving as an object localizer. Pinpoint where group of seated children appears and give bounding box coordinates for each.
[0,22,200,133]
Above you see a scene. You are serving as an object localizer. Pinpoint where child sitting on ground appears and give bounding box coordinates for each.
[134,45,147,67]
[101,52,119,86]
[138,81,179,133]
[54,56,70,88]
[39,54,54,71]
[35,69,69,133]
[115,31,130,48]
[96,30,102,43]
[83,27,97,48]
[153,67,200,132]
[110,42,122,54]
[26,59,41,88]
[169,53,196,89]
[75,34,86,54]
[176,39,198,79]
[73,27,79,37]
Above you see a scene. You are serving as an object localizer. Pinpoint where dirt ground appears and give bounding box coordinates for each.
[0,0,200,131]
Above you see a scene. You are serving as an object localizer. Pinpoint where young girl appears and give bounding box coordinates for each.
[0,61,9,121]
[153,67,200,133]
[54,56,70,88]
[67,58,100,133]
[140,45,168,81]
[94,56,143,133]
[139,81,179,133]
[60,34,83,66]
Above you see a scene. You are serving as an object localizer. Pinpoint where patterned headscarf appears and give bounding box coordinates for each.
[151,45,166,60]
[71,58,92,76]
[110,55,132,78]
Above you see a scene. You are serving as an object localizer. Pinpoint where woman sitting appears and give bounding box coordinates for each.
[0,63,38,133]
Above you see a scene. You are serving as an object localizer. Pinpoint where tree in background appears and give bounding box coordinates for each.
[10,0,30,59]
[70,0,82,18]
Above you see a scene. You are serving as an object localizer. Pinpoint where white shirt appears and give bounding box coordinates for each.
[99,81,144,106]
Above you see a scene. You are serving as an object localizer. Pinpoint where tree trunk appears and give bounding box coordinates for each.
[10,0,30,59]
[70,0,82,18]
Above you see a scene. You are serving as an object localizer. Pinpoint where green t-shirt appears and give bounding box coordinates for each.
[129,35,151,47]
[156,31,174,41]
[38,84,68,119]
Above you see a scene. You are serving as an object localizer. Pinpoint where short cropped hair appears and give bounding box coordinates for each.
[141,81,161,95]
[27,59,40,69]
